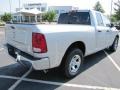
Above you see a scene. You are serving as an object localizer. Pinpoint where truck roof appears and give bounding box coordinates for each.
[69,9,102,14]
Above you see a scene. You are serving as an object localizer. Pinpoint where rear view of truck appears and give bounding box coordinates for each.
[5,23,50,70]
[5,24,33,55]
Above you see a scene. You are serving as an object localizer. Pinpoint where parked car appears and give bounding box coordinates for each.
[115,25,120,30]
[113,21,120,30]
[115,23,120,30]
[5,10,119,78]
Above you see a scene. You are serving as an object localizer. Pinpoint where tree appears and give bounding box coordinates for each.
[114,0,120,21]
[94,1,105,13]
[42,13,48,22]
[110,14,117,22]
[1,13,12,22]
[42,11,56,23]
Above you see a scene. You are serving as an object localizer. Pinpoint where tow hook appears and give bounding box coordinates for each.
[15,52,28,68]
[43,70,49,74]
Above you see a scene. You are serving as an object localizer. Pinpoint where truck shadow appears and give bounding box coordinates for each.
[0,63,28,77]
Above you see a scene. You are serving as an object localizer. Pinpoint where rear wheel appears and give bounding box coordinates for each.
[109,37,119,52]
[62,48,83,78]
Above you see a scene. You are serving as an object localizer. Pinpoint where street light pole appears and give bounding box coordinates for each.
[9,0,12,14]
[110,0,113,16]
[9,0,13,22]
[19,0,21,23]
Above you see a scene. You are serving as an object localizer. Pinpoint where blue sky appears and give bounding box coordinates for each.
[0,0,117,15]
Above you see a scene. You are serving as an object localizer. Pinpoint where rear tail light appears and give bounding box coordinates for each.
[32,33,47,53]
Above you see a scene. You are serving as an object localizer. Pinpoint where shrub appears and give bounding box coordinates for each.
[1,13,12,22]
[42,11,56,23]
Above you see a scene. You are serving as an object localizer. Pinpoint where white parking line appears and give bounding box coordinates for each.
[8,66,33,90]
[0,48,4,51]
[22,78,120,90]
[104,51,120,72]
[0,75,19,80]
[0,32,4,35]
[0,75,119,90]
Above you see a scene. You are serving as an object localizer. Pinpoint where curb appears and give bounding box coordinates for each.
[0,26,5,28]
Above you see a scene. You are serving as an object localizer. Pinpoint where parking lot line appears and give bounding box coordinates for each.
[0,75,119,90]
[104,51,120,72]
[22,78,120,90]
[0,32,4,35]
[0,75,19,80]
[0,48,4,52]
[8,66,33,90]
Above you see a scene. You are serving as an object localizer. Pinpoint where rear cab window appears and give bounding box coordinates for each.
[58,12,91,25]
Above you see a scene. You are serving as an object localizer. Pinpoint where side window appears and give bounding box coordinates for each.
[96,13,104,26]
[103,15,111,27]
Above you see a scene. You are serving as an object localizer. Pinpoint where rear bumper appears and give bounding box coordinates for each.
[6,44,50,70]
[20,56,50,70]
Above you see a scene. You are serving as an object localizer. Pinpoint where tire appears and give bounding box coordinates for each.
[62,48,84,78]
[109,37,119,52]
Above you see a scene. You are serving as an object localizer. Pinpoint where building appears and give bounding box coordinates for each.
[13,3,47,23]
[48,6,79,20]
[12,3,79,23]
[24,3,47,12]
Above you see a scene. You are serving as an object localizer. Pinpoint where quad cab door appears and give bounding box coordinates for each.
[95,12,107,51]
[102,15,114,47]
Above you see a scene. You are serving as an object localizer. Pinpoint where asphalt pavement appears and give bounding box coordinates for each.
[0,27,120,90]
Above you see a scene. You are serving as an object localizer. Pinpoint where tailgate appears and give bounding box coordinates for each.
[5,24,34,55]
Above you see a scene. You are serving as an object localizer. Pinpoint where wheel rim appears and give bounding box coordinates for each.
[114,39,118,50]
[69,55,81,74]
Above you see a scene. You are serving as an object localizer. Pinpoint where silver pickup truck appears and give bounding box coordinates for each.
[5,10,119,78]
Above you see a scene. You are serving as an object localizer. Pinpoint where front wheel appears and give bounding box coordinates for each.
[63,48,84,78]
[109,37,119,52]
